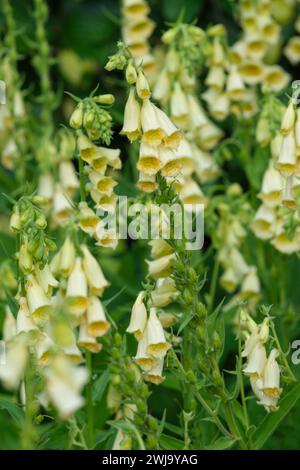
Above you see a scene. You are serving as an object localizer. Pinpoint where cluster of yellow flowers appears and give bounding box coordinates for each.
[201,0,290,125]
[216,198,261,310]
[0,199,111,419]
[252,101,300,253]
[121,0,156,78]
[240,310,281,412]
[36,131,79,225]
[0,60,25,170]
[77,133,121,248]
[152,32,221,199]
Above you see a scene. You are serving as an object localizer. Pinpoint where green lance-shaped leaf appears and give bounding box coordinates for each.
[253,383,300,450]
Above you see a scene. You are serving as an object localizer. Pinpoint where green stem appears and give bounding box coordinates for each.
[85,351,94,449]
[223,401,247,450]
[22,356,37,450]
[208,256,219,313]
[270,322,297,382]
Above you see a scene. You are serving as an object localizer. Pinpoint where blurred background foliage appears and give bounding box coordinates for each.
[0,0,300,450]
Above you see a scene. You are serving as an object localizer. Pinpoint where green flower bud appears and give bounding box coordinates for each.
[93,94,115,105]
[35,215,47,229]
[186,370,196,384]
[19,242,32,273]
[113,333,122,347]
[111,347,121,360]
[125,62,137,84]
[148,416,158,432]
[136,398,147,414]
[146,434,158,449]
[83,110,95,129]
[111,373,121,385]
[70,104,83,129]
[196,325,206,343]
[162,28,178,44]
[211,331,222,351]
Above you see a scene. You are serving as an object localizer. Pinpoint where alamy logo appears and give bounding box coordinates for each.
[95,196,205,250]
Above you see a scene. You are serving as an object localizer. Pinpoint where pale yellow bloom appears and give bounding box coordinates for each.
[26,274,51,325]
[146,308,170,358]
[81,244,109,296]
[126,291,148,340]
[120,88,141,142]
[87,296,110,337]
[66,257,88,316]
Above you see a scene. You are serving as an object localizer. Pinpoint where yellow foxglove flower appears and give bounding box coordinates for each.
[220,267,239,293]
[136,70,151,99]
[170,82,188,127]
[179,180,206,206]
[35,332,54,365]
[281,101,296,136]
[95,223,118,249]
[56,236,76,277]
[46,354,88,419]
[78,321,102,353]
[262,349,281,399]
[53,184,74,223]
[259,163,284,207]
[209,93,230,121]
[141,98,165,146]
[134,329,156,371]
[26,274,51,325]
[198,121,223,150]
[284,36,300,65]
[97,147,122,170]
[160,147,182,177]
[146,253,175,279]
[264,65,290,92]
[205,66,226,91]
[252,204,276,240]
[276,131,297,176]
[144,357,165,385]
[3,307,16,341]
[36,264,59,296]
[37,173,54,202]
[87,296,110,337]
[89,171,117,196]
[250,377,279,412]
[149,239,173,258]
[173,138,194,176]
[137,172,158,192]
[79,202,100,236]
[146,307,170,358]
[126,291,147,340]
[239,267,260,300]
[122,0,150,18]
[0,339,28,390]
[187,94,208,129]
[282,175,296,209]
[152,68,171,103]
[81,244,109,296]
[16,297,39,339]
[151,277,178,307]
[59,161,79,196]
[271,225,300,254]
[66,257,88,316]
[137,142,162,175]
[239,60,264,85]
[120,88,141,142]
[243,343,267,379]
[226,66,245,101]
[245,36,268,60]
[153,105,181,149]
